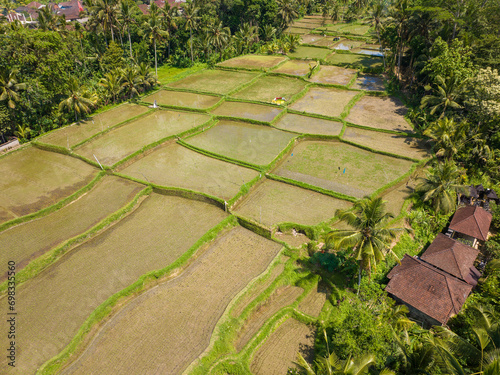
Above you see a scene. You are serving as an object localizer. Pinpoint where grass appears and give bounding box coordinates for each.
[155,62,207,84]
[230,75,307,103]
[38,104,150,148]
[0,146,97,223]
[74,109,211,166]
[211,101,283,123]
[0,176,143,280]
[273,140,415,198]
[12,193,228,375]
[168,69,259,95]
[289,86,358,118]
[232,178,352,227]
[184,120,296,166]
[119,142,259,200]
[142,90,221,109]
[273,113,343,136]
[218,55,287,70]
[345,96,413,133]
[287,46,331,60]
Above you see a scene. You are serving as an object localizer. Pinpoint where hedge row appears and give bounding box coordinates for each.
[233,214,272,239]
[0,186,152,296]
[0,171,105,233]
[38,214,238,375]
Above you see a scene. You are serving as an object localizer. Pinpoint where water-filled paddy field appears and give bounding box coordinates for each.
[142,90,221,109]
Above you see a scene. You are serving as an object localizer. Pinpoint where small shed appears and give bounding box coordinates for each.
[449,205,492,246]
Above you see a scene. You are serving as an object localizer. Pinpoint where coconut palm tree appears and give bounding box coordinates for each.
[416,160,468,214]
[58,77,97,122]
[118,0,137,58]
[260,24,276,42]
[183,0,199,63]
[234,22,258,54]
[325,197,405,291]
[420,75,467,119]
[207,20,231,61]
[136,62,158,92]
[142,2,167,77]
[0,67,26,109]
[89,0,119,44]
[119,65,140,99]
[423,117,473,160]
[277,0,298,29]
[99,70,122,103]
[161,4,178,57]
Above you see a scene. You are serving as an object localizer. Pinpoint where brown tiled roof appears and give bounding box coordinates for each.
[421,233,480,284]
[449,205,492,241]
[137,3,149,14]
[386,255,473,325]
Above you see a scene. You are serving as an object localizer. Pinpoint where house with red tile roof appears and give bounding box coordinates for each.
[421,233,481,286]
[449,205,492,245]
[386,255,473,326]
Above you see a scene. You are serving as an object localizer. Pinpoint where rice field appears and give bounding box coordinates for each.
[119,142,259,199]
[250,318,315,375]
[273,113,343,136]
[345,96,413,133]
[309,65,357,86]
[0,147,97,222]
[298,285,327,317]
[218,55,288,70]
[38,104,150,148]
[168,69,259,95]
[289,86,358,118]
[342,126,431,159]
[60,226,282,375]
[273,140,415,198]
[272,60,316,76]
[0,193,228,374]
[74,109,210,166]
[339,24,372,35]
[233,179,352,226]
[0,176,143,279]
[287,46,331,59]
[184,120,296,166]
[331,39,365,50]
[351,74,386,91]
[301,34,325,44]
[230,75,307,103]
[142,90,221,109]
[211,101,283,122]
[326,52,384,71]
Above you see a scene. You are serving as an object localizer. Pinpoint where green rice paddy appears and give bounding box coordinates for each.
[230,75,307,103]
[142,90,221,109]
[211,101,283,122]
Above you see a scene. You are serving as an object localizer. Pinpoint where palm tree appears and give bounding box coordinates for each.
[295,330,379,375]
[207,21,231,61]
[161,4,178,57]
[325,197,405,291]
[416,160,468,214]
[89,0,119,44]
[420,75,467,119]
[260,24,276,42]
[277,0,298,29]
[370,0,386,68]
[119,65,140,100]
[0,68,26,109]
[136,62,158,92]
[59,78,97,122]
[118,0,137,58]
[387,0,410,79]
[142,2,167,78]
[183,0,199,63]
[423,117,470,160]
[234,22,258,54]
[99,70,122,103]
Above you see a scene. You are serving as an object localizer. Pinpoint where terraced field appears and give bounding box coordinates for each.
[0,18,431,375]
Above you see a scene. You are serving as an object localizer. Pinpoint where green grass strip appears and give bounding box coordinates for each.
[0,186,152,296]
[370,162,419,199]
[225,72,266,97]
[286,107,343,123]
[227,174,265,208]
[32,141,107,170]
[157,63,208,85]
[338,137,421,162]
[287,84,313,106]
[266,173,357,203]
[265,136,298,172]
[0,171,105,233]
[37,214,238,375]
[343,120,416,136]
[177,139,264,171]
[112,172,227,210]
[110,116,215,169]
[224,97,283,109]
[232,214,272,239]
[340,91,364,119]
